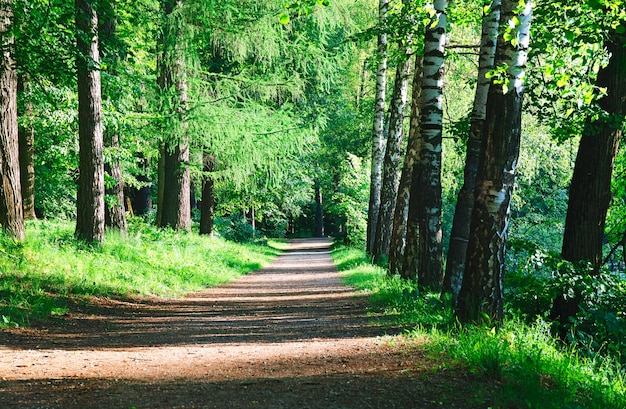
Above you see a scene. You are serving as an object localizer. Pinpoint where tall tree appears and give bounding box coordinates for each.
[100,0,127,232]
[550,28,626,331]
[75,0,105,243]
[0,0,24,240]
[457,0,533,323]
[157,0,190,231]
[366,0,389,253]
[388,54,422,276]
[561,32,626,273]
[401,0,448,288]
[373,50,412,262]
[17,74,35,220]
[199,152,215,236]
[443,0,501,304]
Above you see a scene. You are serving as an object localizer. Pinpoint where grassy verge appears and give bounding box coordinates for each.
[332,244,626,409]
[0,219,281,327]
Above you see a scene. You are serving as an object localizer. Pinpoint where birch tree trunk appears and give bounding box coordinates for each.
[18,74,36,220]
[388,55,422,276]
[157,0,190,231]
[75,0,105,243]
[0,0,23,240]
[315,181,324,237]
[373,52,412,263]
[402,0,447,288]
[443,0,501,304]
[457,0,532,324]
[366,0,388,253]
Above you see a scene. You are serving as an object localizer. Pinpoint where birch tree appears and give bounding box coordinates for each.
[457,0,533,323]
[373,50,412,262]
[388,54,422,276]
[402,0,447,287]
[366,0,389,254]
[0,0,24,240]
[443,0,501,304]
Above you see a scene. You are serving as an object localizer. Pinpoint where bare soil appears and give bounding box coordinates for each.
[0,238,493,408]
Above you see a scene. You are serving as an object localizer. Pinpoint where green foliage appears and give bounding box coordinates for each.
[327,154,370,247]
[333,245,625,409]
[214,215,257,243]
[505,240,626,366]
[332,245,454,328]
[0,220,278,326]
[441,320,626,409]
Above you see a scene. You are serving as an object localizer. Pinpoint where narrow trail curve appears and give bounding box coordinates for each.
[0,238,487,409]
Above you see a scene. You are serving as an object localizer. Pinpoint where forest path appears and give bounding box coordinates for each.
[0,238,486,408]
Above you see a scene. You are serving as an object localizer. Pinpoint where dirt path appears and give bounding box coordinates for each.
[0,238,489,409]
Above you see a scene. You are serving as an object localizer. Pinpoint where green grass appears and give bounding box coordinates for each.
[332,244,626,409]
[0,219,281,327]
[332,245,454,328]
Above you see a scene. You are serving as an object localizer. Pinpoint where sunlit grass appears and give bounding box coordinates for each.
[0,219,280,326]
[332,244,626,409]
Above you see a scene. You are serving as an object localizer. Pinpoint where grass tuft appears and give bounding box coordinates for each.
[333,244,626,409]
[0,220,280,326]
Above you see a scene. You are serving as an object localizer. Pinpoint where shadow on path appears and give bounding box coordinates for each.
[0,238,384,350]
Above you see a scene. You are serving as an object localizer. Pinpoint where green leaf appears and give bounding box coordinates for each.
[279,12,290,24]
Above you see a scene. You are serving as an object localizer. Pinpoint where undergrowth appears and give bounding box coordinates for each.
[332,244,626,409]
[0,219,280,327]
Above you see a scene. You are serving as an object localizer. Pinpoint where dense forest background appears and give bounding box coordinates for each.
[0,0,625,389]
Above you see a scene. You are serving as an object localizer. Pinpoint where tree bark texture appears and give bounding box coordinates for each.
[104,131,127,232]
[366,0,388,254]
[17,74,36,220]
[0,0,24,240]
[75,0,105,243]
[388,55,423,276]
[315,181,324,237]
[199,152,215,236]
[373,53,411,263]
[157,0,190,231]
[443,0,501,305]
[457,0,532,324]
[561,34,626,273]
[401,0,447,288]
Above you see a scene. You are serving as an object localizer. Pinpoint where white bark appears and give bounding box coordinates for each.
[366,0,389,253]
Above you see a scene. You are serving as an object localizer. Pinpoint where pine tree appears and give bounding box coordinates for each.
[75,0,105,243]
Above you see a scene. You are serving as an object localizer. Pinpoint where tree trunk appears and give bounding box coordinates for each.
[17,74,36,220]
[75,0,105,243]
[443,0,501,305]
[315,181,324,237]
[457,0,532,324]
[373,52,411,263]
[199,152,215,236]
[552,32,626,332]
[561,34,626,273]
[157,0,190,231]
[366,0,388,253]
[104,131,127,232]
[388,55,423,276]
[159,141,190,230]
[0,0,23,240]
[401,0,448,288]
[98,0,126,233]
